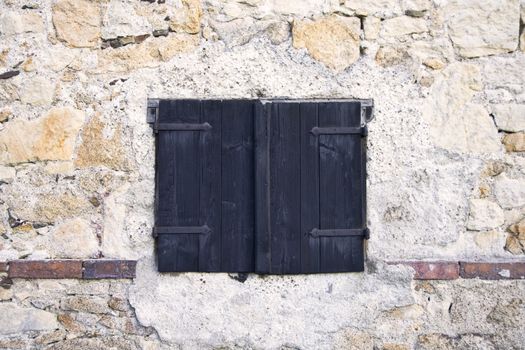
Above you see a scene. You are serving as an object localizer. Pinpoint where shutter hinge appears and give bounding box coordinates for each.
[147,99,159,124]
[360,100,374,126]
[364,228,370,240]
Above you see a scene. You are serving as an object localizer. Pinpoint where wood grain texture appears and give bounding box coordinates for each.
[155,100,366,273]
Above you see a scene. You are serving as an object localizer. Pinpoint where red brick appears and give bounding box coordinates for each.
[8,260,83,279]
[460,262,525,280]
[394,261,459,280]
[0,262,7,272]
[83,260,136,279]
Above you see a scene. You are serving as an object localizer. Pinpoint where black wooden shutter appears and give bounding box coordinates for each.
[152,99,371,274]
[155,100,255,272]
[255,101,367,274]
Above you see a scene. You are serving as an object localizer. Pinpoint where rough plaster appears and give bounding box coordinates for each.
[1,0,524,348]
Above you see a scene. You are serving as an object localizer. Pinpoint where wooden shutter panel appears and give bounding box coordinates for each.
[155,100,256,272]
[255,101,368,274]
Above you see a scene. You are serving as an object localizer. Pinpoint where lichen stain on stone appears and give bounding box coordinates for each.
[75,114,130,171]
[292,15,361,71]
[0,107,84,165]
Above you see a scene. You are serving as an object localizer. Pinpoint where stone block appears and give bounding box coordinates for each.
[446,0,520,58]
[293,15,360,71]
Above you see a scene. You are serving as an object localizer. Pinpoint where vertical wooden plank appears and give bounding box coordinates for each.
[221,100,255,272]
[300,102,321,273]
[199,100,222,271]
[269,102,301,274]
[255,101,270,274]
[318,102,364,272]
[156,100,201,272]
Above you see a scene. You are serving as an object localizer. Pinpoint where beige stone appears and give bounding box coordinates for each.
[0,165,16,183]
[61,296,110,314]
[343,0,402,18]
[502,132,525,152]
[0,287,13,301]
[43,46,80,72]
[52,0,101,48]
[423,58,445,70]
[49,218,99,258]
[266,21,290,45]
[0,109,10,123]
[491,104,525,132]
[382,344,410,350]
[363,16,381,40]
[473,230,501,249]
[494,176,525,208]
[375,46,406,67]
[96,35,199,73]
[46,337,138,350]
[44,161,74,175]
[402,0,430,13]
[505,219,525,254]
[293,16,360,71]
[21,57,35,72]
[210,17,264,47]
[0,303,59,335]
[34,193,92,222]
[270,0,327,15]
[422,63,501,154]
[75,114,129,170]
[0,11,44,35]
[408,39,455,64]
[102,0,151,39]
[521,30,525,52]
[380,16,427,37]
[482,160,505,177]
[169,0,202,34]
[335,328,375,350]
[20,76,55,106]
[101,184,132,258]
[487,298,523,326]
[509,219,525,237]
[446,0,520,58]
[504,234,523,254]
[0,107,84,165]
[222,2,243,18]
[467,199,504,231]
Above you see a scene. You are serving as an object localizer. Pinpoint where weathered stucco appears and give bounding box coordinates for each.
[1,0,525,348]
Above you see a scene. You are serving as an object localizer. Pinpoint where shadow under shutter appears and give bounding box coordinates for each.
[155,100,256,272]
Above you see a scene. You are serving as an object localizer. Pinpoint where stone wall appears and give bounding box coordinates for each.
[0,0,524,349]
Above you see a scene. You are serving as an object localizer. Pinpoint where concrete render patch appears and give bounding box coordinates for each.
[129,257,415,349]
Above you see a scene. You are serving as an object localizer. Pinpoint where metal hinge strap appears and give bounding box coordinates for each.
[155,122,212,132]
[153,225,211,237]
[311,126,367,136]
[310,228,369,239]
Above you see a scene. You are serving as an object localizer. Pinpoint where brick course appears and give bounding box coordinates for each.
[460,262,525,280]
[8,260,83,279]
[83,260,137,279]
[398,261,460,280]
[2,260,525,280]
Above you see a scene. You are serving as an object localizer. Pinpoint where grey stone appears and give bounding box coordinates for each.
[494,176,525,209]
[466,199,504,231]
[0,303,59,335]
[492,104,525,132]
[446,0,520,58]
